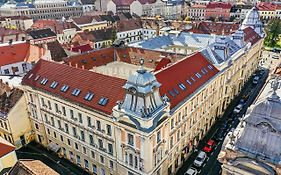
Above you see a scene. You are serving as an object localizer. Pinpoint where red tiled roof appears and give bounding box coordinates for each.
[243,27,261,45]
[206,2,232,9]
[71,44,93,53]
[0,27,25,36]
[154,57,171,71]
[31,20,78,34]
[0,43,30,66]
[112,0,134,6]
[64,47,115,70]
[22,60,126,115]
[0,137,15,157]
[257,2,277,11]
[155,52,219,109]
[138,0,156,5]
[117,19,142,32]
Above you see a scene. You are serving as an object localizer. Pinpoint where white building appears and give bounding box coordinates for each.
[0,0,83,20]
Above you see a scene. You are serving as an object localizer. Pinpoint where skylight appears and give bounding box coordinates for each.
[179,83,186,91]
[84,92,94,101]
[173,88,179,95]
[168,90,175,98]
[50,81,58,89]
[186,80,192,85]
[72,88,81,96]
[195,73,202,78]
[98,97,108,106]
[40,78,48,85]
[28,74,33,79]
[208,65,213,70]
[203,68,208,73]
[191,77,196,82]
[34,75,40,81]
[61,85,69,92]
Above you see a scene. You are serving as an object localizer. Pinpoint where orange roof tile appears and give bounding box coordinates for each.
[0,137,15,157]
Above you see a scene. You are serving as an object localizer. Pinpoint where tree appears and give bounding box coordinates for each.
[111,28,117,43]
[264,19,281,48]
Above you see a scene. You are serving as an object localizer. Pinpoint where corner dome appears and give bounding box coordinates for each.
[127,69,158,87]
[242,6,262,29]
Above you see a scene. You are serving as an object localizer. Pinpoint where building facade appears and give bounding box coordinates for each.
[206,2,232,21]
[20,7,264,175]
[0,137,17,173]
[0,0,83,20]
[0,16,33,31]
[186,4,206,20]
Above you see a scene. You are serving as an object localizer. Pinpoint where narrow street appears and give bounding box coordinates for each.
[176,68,269,175]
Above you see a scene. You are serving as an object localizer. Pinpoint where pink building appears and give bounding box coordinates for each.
[206,2,232,21]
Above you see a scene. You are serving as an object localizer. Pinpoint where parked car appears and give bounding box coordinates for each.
[203,139,216,153]
[233,104,243,114]
[193,151,207,167]
[253,76,260,85]
[213,129,225,141]
[184,167,198,175]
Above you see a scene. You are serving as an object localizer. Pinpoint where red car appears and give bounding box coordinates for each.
[203,139,215,153]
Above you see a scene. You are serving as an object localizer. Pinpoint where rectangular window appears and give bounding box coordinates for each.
[97,120,101,131]
[70,109,74,119]
[128,133,134,146]
[60,135,64,142]
[48,100,51,109]
[170,136,173,149]
[80,130,85,141]
[62,106,66,116]
[84,159,89,169]
[76,155,81,165]
[91,151,95,159]
[78,113,83,123]
[110,160,114,169]
[100,155,104,164]
[72,127,77,136]
[75,142,79,150]
[55,103,59,112]
[87,116,91,127]
[106,124,111,136]
[89,134,94,145]
[157,131,161,143]
[171,118,174,129]
[83,147,87,154]
[129,153,133,166]
[93,164,97,174]
[98,139,103,149]
[57,120,61,128]
[108,143,113,155]
[65,123,69,133]
[67,139,71,146]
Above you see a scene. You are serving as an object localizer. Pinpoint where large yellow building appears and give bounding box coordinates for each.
[0,137,17,173]
[0,82,33,149]
[21,7,264,175]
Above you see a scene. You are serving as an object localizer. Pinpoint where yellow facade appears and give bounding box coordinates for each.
[79,21,108,32]
[0,151,17,171]
[0,96,33,149]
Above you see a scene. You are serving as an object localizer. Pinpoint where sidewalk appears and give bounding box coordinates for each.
[16,142,90,175]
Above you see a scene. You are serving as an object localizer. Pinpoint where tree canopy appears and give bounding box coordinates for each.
[264,19,281,48]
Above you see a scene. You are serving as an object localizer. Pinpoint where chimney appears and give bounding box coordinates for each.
[69,62,72,67]
[75,63,78,68]
[82,65,85,69]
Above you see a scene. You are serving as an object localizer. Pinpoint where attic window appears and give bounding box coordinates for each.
[34,75,40,81]
[28,74,33,79]
[92,57,96,61]
[186,80,192,85]
[191,77,196,82]
[178,83,186,91]
[72,88,81,96]
[173,88,179,95]
[208,65,213,70]
[201,69,206,75]
[61,85,69,92]
[98,97,108,106]
[168,90,175,98]
[50,81,59,89]
[203,68,208,73]
[81,60,87,64]
[40,78,48,85]
[195,73,202,78]
[84,92,94,101]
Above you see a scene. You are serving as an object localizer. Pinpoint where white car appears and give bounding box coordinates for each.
[253,76,260,84]
[193,151,207,167]
[184,167,198,175]
[233,104,243,114]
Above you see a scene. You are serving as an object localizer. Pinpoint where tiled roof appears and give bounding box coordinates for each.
[206,2,232,9]
[190,21,239,35]
[0,27,25,37]
[27,28,56,39]
[138,0,156,5]
[112,0,134,6]
[71,44,92,53]
[155,52,219,109]
[76,28,113,42]
[0,137,15,157]
[22,60,126,115]
[46,41,67,62]
[31,20,78,34]
[117,19,142,32]
[154,57,171,71]
[257,2,277,11]
[64,47,115,69]
[0,42,40,66]
[0,88,23,116]
[9,160,59,175]
[243,27,261,45]
[190,4,206,8]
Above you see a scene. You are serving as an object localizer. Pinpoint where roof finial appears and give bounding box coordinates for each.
[270,78,281,98]
[137,58,146,74]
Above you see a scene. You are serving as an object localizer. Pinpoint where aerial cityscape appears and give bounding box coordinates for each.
[0,0,280,175]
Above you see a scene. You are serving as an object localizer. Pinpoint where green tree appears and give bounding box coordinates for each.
[265,19,281,47]
[111,28,117,43]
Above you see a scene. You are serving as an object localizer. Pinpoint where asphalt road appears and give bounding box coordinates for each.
[176,69,269,175]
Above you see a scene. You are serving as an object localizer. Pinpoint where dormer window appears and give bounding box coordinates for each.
[50,81,58,89]
[61,85,69,92]
[84,92,94,101]
[98,97,108,106]
[40,78,48,85]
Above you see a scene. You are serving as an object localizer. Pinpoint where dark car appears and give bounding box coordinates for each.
[213,130,225,141]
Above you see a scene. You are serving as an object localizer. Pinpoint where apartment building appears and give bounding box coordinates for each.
[21,7,264,175]
[0,16,33,31]
[0,0,83,20]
